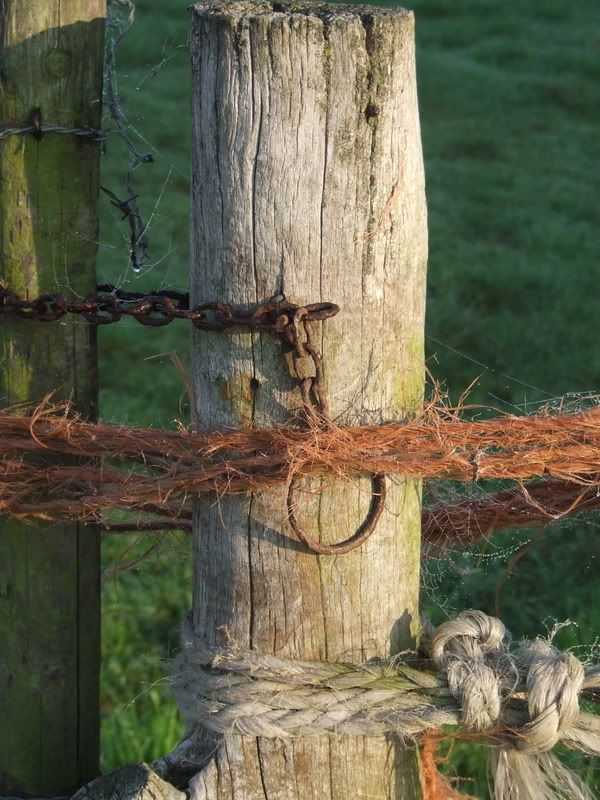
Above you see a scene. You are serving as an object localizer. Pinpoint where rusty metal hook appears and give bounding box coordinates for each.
[286,473,386,555]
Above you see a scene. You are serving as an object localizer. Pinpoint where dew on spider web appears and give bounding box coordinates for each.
[417,374,599,628]
[420,476,600,641]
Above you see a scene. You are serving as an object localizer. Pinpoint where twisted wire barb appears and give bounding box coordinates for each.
[0,124,105,142]
[104,0,153,270]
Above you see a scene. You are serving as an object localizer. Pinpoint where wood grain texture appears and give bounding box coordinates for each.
[0,1,105,794]
[190,3,427,797]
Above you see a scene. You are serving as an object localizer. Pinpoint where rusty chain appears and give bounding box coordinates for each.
[0,283,338,330]
[1,281,385,555]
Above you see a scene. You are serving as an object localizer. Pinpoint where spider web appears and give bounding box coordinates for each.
[418,375,600,648]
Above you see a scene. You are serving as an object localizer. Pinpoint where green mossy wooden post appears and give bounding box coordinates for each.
[0,1,106,794]
[190,2,428,797]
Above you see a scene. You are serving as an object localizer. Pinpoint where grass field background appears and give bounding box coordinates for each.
[98,0,600,794]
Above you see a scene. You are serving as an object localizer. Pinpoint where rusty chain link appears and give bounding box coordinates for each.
[1,281,385,555]
[0,283,339,330]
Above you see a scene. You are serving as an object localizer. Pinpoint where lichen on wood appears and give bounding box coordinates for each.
[0,1,105,794]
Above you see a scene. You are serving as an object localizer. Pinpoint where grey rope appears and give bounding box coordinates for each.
[172,610,600,800]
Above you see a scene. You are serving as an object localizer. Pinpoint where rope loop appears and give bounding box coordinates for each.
[514,638,584,753]
[431,610,510,732]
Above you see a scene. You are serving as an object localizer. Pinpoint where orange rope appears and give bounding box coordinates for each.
[0,398,598,525]
[422,733,476,800]
[422,478,600,553]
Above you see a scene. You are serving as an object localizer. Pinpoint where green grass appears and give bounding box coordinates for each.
[101,533,192,768]
[98,0,600,795]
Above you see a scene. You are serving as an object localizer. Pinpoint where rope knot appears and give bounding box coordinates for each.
[431,611,586,759]
[512,637,584,754]
[431,610,510,732]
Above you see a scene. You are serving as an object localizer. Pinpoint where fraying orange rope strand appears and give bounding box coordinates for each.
[0,398,599,526]
[422,733,476,800]
[422,478,600,553]
[101,478,600,544]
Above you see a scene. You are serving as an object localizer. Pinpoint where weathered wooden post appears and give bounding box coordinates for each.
[0,1,105,794]
[190,1,427,796]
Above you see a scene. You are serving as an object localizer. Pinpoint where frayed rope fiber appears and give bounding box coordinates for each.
[173,610,600,800]
[0,399,599,525]
[422,478,600,554]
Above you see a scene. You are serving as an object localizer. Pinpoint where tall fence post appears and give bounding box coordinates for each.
[0,1,105,794]
[190,2,427,797]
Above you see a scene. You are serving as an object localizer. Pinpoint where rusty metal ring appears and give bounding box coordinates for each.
[287,473,386,555]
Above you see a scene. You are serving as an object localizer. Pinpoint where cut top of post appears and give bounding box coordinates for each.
[191,0,426,425]
[192,1,412,22]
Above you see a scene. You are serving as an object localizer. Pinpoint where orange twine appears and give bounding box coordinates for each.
[0,397,598,532]
[422,733,478,800]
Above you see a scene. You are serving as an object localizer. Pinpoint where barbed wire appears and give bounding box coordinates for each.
[0,2,157,272]
[0,119,105,143]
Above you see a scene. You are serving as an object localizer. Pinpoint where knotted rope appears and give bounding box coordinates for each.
[172,610,600,800]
